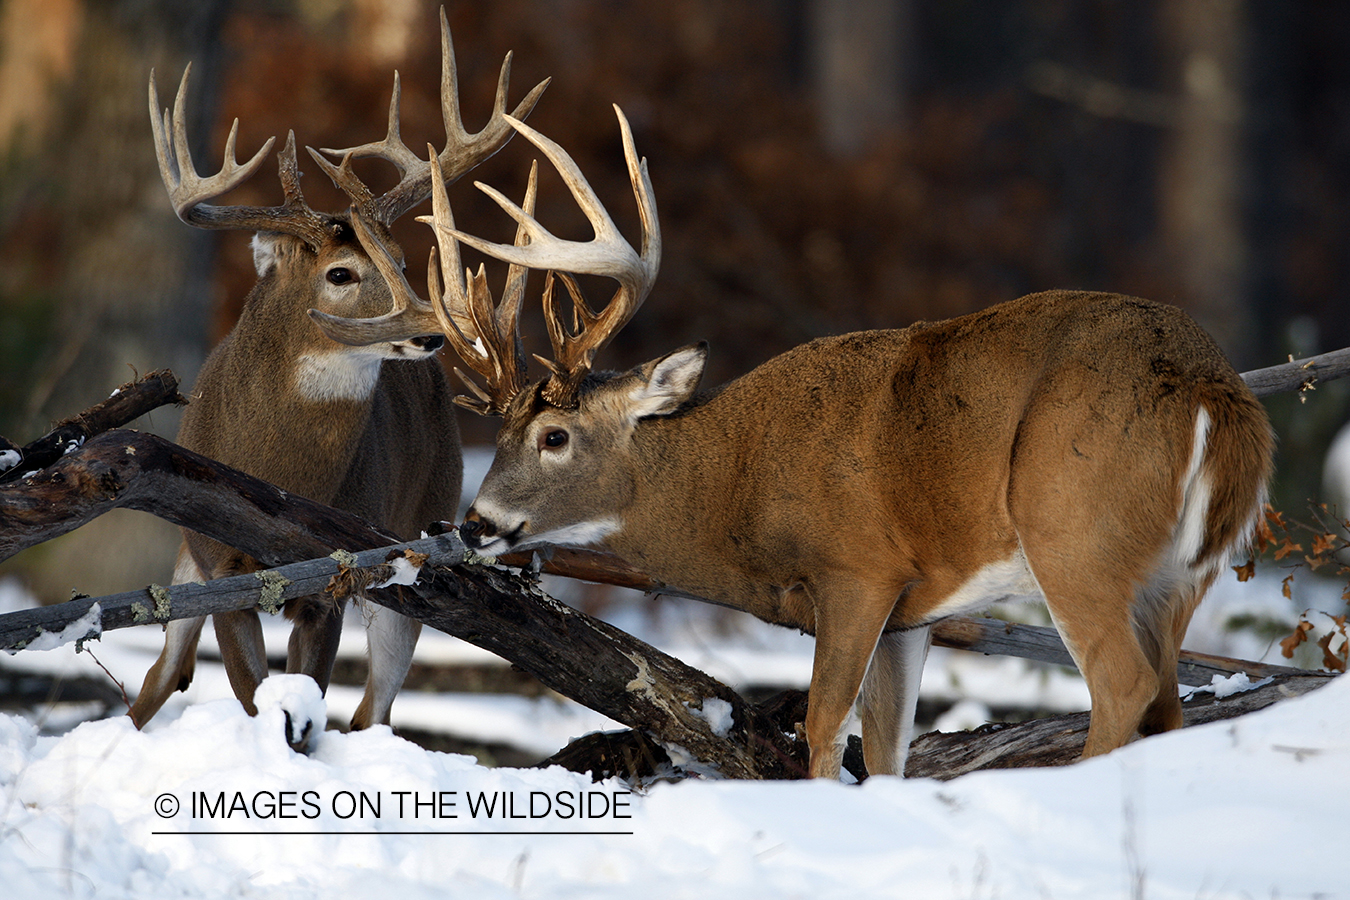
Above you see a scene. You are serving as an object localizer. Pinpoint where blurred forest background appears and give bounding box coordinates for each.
[2,0,1349,601]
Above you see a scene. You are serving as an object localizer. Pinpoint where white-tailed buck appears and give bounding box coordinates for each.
[130,14,547,740]
[410,110,1273,779]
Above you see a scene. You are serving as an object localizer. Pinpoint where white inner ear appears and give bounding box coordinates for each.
[626,347,705,421]
[251,233,280,277]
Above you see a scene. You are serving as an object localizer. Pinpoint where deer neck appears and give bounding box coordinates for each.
[181,323,386,506]
[608,398,786,610]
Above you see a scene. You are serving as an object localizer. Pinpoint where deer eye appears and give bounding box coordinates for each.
[539,429,569,452]
[327,267,355,285]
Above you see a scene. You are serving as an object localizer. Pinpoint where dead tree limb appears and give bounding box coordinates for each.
[0,369,185,484]
[902,670,1335,780]
[0,534,462,651]
[0,429,398,564]
[513,548,1309,688]
[1242,346,1350,398]
[0,430,802,778]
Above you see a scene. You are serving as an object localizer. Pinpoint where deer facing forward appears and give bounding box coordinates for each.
[368,110,1274,779]
[129,14,546,737]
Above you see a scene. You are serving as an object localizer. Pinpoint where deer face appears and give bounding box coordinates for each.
[461,344,706,555]
[256,219,446,361]
[246,219,446,404]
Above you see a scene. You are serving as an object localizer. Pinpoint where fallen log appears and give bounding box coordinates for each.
[0,429,801,778]
[0,369,185,484]
[902,669,1335,780]
[543,670,1337,782]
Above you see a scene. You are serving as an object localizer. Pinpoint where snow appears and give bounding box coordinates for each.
[690,697,734,737]
[7,601,102,653]
[373,554,422,589]
[0,669,1344,898]
[1180,671,1273,701]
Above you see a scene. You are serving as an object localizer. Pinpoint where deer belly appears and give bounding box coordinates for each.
[913,547,1044,625]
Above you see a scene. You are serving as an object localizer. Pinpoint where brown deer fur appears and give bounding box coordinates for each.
[461,290,1273,778]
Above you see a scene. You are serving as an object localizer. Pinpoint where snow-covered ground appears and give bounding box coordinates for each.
[2,650,1344,898]
[2,557,1346,897]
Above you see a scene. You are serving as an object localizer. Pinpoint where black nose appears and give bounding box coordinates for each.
[459,518,486,547]
[410,334,445,352]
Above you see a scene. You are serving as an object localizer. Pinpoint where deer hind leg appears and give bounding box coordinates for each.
[350,600,422,730]
[804,577,901,779]
[1136,569,1213,736]
[1013,509,1163,757]
[128,546,207,727]
[1028,564,1160,757]
[129,616,205,727]
[212,608,268,715]
[857,624,932,777]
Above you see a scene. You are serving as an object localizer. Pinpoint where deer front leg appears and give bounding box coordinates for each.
[213,608,269,715]
[350,601,422,729]
[857,624,932,777]
[128,544,208,728]
[284,595,344,693]
[804,581,898,779]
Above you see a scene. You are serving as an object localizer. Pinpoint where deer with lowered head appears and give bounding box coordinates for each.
[350,108,1273,779]
[129,15,547,740]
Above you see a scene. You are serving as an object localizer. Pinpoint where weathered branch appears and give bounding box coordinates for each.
[902,670,1335,780]
[1241,346,1350,398]
[0,431,800,777]
[0,369,185,484]
[515,548,1309,688]
[0,429,398,565]
[0,534,464,651]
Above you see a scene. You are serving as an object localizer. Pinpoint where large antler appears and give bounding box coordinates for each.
[150,65,334,247]
[320,7,549,225]
[447,106,660,408]
[422,155,535,414]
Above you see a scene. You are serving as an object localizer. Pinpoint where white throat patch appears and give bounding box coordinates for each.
[294,350,385,402]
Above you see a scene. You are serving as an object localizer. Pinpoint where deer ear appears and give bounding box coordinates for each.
[251,233,282,276]
[627,343,708,421]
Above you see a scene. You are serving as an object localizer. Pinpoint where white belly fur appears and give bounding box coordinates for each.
[920,546,1044,623]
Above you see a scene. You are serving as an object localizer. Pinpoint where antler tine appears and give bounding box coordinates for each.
[321,7,550,226]
[415,150,536,414]
[446,105,660,406]
[303,146,380,225]
[149,66,331,246]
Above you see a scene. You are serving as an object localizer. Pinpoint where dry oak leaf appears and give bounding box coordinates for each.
[1274,539,1303,562]
[1280,619,1315,659]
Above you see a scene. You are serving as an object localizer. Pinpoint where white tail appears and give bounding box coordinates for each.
[429,113,1274,779]
[130,13,548,740]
